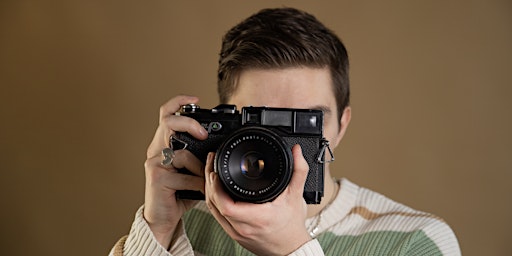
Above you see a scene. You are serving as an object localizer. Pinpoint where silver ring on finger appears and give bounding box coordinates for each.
[161,147,175,168]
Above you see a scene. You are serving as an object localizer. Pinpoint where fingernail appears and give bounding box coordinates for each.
[209,171,215,184]
[206,152,213,163]
[199,127,208,137]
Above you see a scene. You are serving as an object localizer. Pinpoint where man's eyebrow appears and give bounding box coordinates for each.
[309,105,332,115]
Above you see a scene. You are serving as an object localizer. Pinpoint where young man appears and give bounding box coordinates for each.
[110,8,460,256]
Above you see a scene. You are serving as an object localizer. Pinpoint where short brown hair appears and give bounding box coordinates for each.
[217,7,350,120]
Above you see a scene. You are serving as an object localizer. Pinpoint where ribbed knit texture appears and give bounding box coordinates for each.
[110,207,193,256]
[110,178,461,255]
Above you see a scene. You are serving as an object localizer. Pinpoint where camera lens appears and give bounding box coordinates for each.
[215,127,292,203]
[240,152,265,178]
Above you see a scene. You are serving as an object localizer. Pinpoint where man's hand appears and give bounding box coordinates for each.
[143,95,208,249]
[205,145,312,255]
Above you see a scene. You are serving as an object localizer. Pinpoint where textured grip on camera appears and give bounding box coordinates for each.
[173,132,226,200]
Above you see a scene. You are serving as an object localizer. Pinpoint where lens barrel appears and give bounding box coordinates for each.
[215,127,293,203]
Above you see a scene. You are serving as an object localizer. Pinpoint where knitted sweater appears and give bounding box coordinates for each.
[110,178,461,255]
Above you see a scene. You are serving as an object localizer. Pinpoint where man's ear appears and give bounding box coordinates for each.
[332,106,351,148]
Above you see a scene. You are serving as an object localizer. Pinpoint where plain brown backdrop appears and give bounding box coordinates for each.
[1,1,511,255]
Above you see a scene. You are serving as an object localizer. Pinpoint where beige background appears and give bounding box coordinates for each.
[1,1,511,255]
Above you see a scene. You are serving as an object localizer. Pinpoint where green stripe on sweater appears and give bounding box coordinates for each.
[184,208,442,256]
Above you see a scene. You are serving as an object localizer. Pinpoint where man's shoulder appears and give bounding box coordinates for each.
[329,178,461,255]
[349,179,438,215]
[343,178,448,230]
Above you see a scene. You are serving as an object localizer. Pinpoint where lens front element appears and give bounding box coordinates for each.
[240,152,265,179]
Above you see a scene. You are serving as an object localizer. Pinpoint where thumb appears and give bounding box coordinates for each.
[288,144,309,195]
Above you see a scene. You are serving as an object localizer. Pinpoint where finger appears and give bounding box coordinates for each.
[145,157,205,192]
[204,152,242,238]
[204,152,215,200]
[204,152,214,182]
[147,95,207,158]
[288,145,310,195]
[148,95,200,158]
[159,95,199,122]
[204,152,221,192]
[170,149,205,177]
[147,117,208,159]
[204,152,236,216]
[204,152,258,222]
[162,115,208,141]
[147,126,169,158]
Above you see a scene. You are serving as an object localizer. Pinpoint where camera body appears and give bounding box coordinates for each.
[173,104,326,204]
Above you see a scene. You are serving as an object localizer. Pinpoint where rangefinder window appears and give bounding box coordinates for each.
[262,110,292,127]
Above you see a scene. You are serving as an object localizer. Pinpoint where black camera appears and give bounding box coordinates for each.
[172,104,329,204]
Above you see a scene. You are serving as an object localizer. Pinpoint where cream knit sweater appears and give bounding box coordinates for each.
[110,178,461,255]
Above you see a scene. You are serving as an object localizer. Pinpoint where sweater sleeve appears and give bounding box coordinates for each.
[109,206,194,256]
[288,239,324,256]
